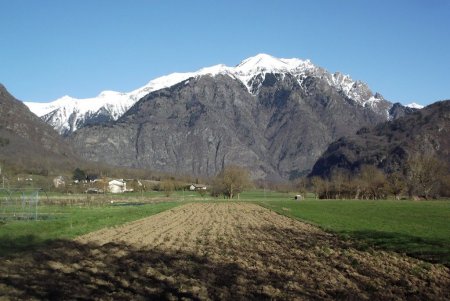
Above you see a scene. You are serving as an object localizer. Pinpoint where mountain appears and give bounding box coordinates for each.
[388,103,417,120]
[0,84,78,174]
[309,100,450,178]
[406,102,424,109]
[68,54,409,180]
[25,54,405,135]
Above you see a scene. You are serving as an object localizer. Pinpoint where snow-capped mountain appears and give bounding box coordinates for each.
[25,92,135,135]
[25,53,389,135]
[406,102,424,109]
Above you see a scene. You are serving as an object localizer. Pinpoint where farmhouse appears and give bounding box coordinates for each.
[108,179,127,193]
[53,176,66,188]
[189,184,207,191]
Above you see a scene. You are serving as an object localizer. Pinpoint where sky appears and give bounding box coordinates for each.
[1,0,449,106]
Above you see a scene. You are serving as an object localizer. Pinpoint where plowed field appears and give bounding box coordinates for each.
[1,203,449,300]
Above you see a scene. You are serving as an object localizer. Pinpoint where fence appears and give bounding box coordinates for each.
[0,188,41,221]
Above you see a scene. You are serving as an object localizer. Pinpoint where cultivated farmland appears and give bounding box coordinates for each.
[0,202,449,300]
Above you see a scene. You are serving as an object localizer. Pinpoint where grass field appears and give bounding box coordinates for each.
[259,199,450,266]
[0,201,180,256]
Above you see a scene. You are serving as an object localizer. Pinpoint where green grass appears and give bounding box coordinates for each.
[259,199,450,266]
[239,190,292,200]
[0,201,180,257]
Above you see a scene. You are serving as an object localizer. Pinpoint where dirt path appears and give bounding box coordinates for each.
[1,203,449,300]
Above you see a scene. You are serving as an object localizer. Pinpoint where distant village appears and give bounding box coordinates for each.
[51,175,207,194]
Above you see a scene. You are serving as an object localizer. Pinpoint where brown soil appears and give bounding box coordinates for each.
[1,203,449,300]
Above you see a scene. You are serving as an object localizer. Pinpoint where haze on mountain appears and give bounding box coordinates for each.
[65,54,414,180]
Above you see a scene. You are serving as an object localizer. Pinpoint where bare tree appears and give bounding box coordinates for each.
[160,179,175,197]
[330,169,349,199]
[213,165,252,199]
[387,171,406,200]
[294,177,308,196]
[94,177,108,193]
[406,154,446,199]
[439,173,450,197]
[311,176,331,199]
[310,177,323,199]
[358,165,387,200]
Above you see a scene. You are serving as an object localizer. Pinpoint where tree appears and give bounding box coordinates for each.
[330,169,349,199]
[310,177,322,199]
[439,172,450,197]
[213,165,252,199]
[358,165,387,200]
[406,154,446,199]
[160,179,175,197]
[387,171,406,200]
[72,168,86,182]
[294,177,308,196]
[129,179,144,194]
[93,177,108,193]
[311,176,331,199]
[210,176,226,197]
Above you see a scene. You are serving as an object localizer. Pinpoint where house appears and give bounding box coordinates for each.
[189,184,207,191]
[53,176,66,188]
[108,179,127,193]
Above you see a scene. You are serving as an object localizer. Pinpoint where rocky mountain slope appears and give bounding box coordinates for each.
[25,54,410,135]
[0,84,78,173]
[309,100,450,178]
[69,54,412,180]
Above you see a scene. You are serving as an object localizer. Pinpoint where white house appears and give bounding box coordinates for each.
[108,179,127,193]
[189,184,207,191]
[53,176,66,188]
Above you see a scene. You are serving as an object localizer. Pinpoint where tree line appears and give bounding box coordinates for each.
[308,154,449,200]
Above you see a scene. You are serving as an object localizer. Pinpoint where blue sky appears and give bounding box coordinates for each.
[1,0,449,105]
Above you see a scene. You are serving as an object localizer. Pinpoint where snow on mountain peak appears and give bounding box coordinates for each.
[236,53,314,74]
[406,102,424,109]
[98,90,125,98]
[24,53,388,135]
[198,64,230,74]
[237,53,286,69]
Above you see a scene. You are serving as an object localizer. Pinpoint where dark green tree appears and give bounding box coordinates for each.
[72,168,86,182]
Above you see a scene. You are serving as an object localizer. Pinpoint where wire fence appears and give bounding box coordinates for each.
[0,188,41,221]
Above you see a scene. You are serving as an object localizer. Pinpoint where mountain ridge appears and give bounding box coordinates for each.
[25,54,401,135]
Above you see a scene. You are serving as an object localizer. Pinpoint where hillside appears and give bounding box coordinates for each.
[309,100,450,178]
[0,84,78,174]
